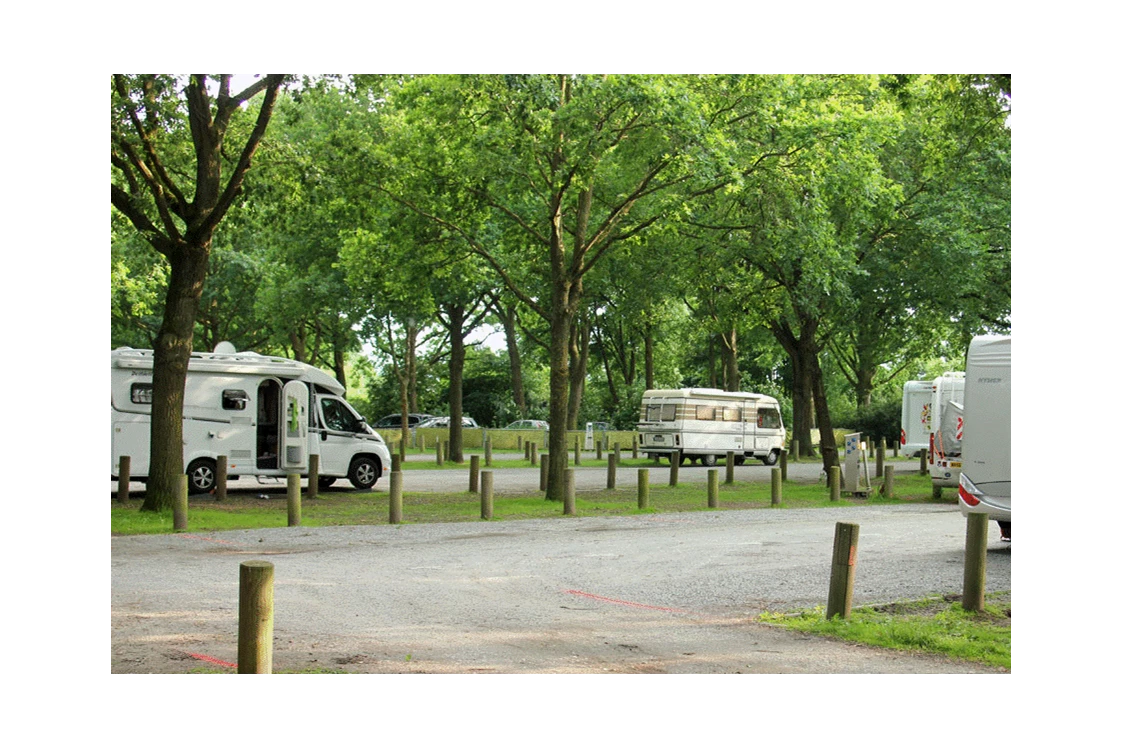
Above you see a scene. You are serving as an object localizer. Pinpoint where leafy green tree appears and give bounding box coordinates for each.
[111,74,285,511]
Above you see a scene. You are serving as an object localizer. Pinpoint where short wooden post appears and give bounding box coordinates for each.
[669,451,679,487]
[443,440,450,463]
[632,435,638,459]
[469,455,481,493]
[725,451,735,485]
[607,453,617,489]
[540,454,549,492]
[919,448,928,476]
[238,560,274,674]
[530,442,538,466]
[485,438,493,467]
[287,473,301,527]
[436,438,444,466]
[517,435,523,452]
[389,470,403,524]
[780,449,788,481]
[419,433,425,452]
[525,441,531,460]
[829,465,840,502]
[637,468,649,509]
[564,468,576,515]
[876,438,885,478]
[173,475,188,531]
[826,522,860,620]
[932,484,942,500]
[707,469,719,508]
[480,471,493,520]
[881,465,895,498]
[771,467,782,506]
[892,440,898,458]
[117,455,131,502]
[574,436,581,466]
[596,438,603,461]
[963,513,988,612]
[614,442,621,464]
[791,439,800,463]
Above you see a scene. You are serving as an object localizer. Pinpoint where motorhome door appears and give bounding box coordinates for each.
[280,380,309,471]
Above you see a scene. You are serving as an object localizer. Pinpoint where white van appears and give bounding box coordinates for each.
[899,380,933,457]
[928,371,966,489]
[958,335,1011,540]
[638,388,785,466]
[111,345,392,493]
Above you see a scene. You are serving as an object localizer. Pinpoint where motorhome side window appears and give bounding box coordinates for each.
[758,408,781,429]
[696,405,716,421]
[661,404,676,421]
[222,389,248,410]
[723,407,741,422]
[130,383,153,404]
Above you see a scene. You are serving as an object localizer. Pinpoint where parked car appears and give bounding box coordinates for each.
[372,413,435,429]
[416,416,480,429]
[506,419,549,430]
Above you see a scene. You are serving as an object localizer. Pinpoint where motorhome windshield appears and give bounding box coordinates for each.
[646,404,677,421]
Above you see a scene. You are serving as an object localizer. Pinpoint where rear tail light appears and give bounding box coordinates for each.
[900,428,906,446]
[959,473,981,507]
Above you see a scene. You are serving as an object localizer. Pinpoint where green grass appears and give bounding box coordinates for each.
[759,593,1011,669]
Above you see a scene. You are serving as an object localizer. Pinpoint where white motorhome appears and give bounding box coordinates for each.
[638,388,786,466]
[900,379,934,457]
[927,371,966,489]
[111,345,392,493]
[958,335,1011,541]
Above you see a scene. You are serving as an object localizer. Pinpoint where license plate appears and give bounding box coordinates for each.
[950,461,961,468]
[653,435,664,442]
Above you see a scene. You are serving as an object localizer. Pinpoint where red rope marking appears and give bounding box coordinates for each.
[564,589,688,614]
[187,652,236,669]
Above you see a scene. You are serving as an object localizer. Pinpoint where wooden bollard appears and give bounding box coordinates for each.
[389,470,403,524]
[607,453,617,489]
[485,439,493,467]
[574,437,581,466]
[632,435,638,459]
[780,449,788,481]
[436,439,444,466]
[307,454,318,499]
[791,439,800,463]
[469,455,480,493]
[669,451,679,486]
[214,455,228,500]
[876,438,885,478]
[174,475,188,531]
[919,448,928,475]
[963,513,988,612]
[881,465,895,498]
[530,442,538,466]
[771,467,782,506]
[238,560,274,674]
[893,440,898,458]
[287,473,301,527]
[638,468,649,509]
[564,468,576,515]
[480,471,493,520]
[525,441,531,460]
[707,469,719,508]
[725,451,735,485]
[614,442,621,464]
[419,433,425,452]
[596,438,603,461]
[117,455,131,502]
[826,522,860,620]
[829,465,840,502]
[540,454,549,492]
[517,435,523,452]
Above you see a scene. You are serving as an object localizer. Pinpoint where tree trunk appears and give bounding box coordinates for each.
[644,323,655,391]
[499,302,527,417]
[447,304,467,463]
[567,317,589,430]
[142,245,209,511]
[721,327,740,391]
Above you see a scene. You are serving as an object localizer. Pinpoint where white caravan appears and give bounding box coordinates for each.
[899,379,934,457]
[927,371,966,489]
[638,388,786,466]
[958,335,1011,541]
[111,345,392,493]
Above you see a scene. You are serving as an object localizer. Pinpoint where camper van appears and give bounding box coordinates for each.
[927,371,966,490]
[638,388,786,466]
[111,345,392,493]
[958,335,1011,541]
[900,379,934,457]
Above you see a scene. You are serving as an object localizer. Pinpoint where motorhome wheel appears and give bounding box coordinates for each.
[700,454,717,467]
[317,476,337,490]
[760,449,779,466]
[348,456,381,490]
[186,458,217,494]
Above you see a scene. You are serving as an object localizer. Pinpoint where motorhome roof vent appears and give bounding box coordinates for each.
[213,341,237,354]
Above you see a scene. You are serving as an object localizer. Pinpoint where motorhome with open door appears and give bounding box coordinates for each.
[958,335,1011,540]
[111,345,392,493]
[900,380,934,457]
[927,371,966,489]
[637,388,786,466]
